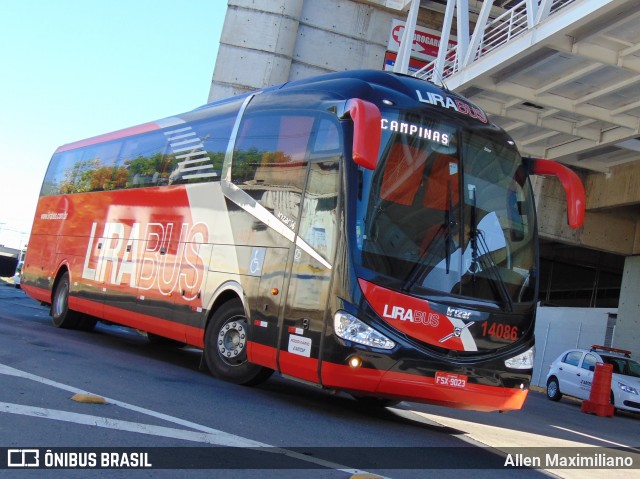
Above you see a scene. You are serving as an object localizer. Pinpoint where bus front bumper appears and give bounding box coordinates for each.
[321,361,529,412]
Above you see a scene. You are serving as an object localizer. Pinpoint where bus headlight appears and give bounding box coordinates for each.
[504,346,535,369]
[334,311,395,350]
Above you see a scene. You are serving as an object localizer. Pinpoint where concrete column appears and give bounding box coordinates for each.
[533,175,639,256]
[290,0,392,79]
[209,0,304,102]
[614,255,640,357]
[209,0,395,102]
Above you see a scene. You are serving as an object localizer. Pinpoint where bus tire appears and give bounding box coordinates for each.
[204,299,273,386]
[51,272,81,329]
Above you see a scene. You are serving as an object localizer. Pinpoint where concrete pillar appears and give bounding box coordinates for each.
[614,255,640,357]
[209,0,395,102]
[533,175,640,256]
[291,0,392,79]
[209,0,304,102]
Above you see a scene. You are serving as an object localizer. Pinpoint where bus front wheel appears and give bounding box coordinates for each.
[51,272,81,329]
[204,299,273,386]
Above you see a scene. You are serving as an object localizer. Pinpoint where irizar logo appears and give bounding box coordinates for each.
[446,307,472,320]
[382,304,439,327]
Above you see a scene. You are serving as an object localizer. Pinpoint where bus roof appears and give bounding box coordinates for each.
[54,70,490,153]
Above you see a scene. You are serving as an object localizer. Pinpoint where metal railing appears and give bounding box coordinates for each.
[414,0,578,83]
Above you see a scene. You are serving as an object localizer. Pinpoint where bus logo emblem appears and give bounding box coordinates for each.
[382,304,437,327]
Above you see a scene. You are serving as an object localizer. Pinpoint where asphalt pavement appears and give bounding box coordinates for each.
[1,277,638,479]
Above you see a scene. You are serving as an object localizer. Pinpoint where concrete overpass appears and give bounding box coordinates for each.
[406,0,640,255]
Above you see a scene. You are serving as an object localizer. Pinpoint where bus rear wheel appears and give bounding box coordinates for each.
[51,272,82,329]
[204,299,272,386]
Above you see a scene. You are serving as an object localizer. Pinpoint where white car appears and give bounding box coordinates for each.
[13,261,23,288]
[13,249,26,289]
[546,345,640,414]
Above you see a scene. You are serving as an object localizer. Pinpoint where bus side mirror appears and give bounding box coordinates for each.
[345,98,381,170]
[524,157,585,229]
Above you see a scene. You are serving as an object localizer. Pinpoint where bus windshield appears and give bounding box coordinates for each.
[354,110,537,308]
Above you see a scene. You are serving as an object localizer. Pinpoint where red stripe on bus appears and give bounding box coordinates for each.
[247,342,319,382]
[322,362,528,412]
[20,284,50,305]
[279,351,320,383]
[71,296,202,346]
[247,341,277,370]
[321,361,385,391]
[55,122,162,153]
[20,285,207,348]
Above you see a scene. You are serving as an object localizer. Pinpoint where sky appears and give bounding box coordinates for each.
[0,0,227,249]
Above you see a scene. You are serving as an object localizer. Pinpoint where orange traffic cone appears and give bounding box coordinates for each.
[581,362,614,417]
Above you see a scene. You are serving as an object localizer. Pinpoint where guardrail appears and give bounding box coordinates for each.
[414,0,578,83]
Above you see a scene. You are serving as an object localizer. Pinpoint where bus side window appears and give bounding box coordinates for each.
[119,131,169,188]
[297,118,341,262]
[78,143,121,192]
[313,117,340,153]
[164,114,235,185]
[52,142,121,193]
[190,114,235,183]
[41,150,82,196]
[232,113,314,227]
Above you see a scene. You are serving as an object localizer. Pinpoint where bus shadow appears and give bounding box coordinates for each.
[402,390,640,449]
[254,376,466,436]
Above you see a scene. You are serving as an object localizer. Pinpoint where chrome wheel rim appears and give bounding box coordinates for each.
[217,316,247,366]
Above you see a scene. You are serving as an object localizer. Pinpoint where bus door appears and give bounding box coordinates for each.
[276,118,341,383]
[229,104,341,382]
[226,107,309,370]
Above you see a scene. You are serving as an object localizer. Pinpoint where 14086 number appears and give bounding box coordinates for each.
[481,321,519,341]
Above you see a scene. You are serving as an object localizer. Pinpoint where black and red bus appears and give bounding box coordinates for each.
[22,70,584,411]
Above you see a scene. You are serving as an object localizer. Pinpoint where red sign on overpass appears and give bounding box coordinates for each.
[388,20,457,61]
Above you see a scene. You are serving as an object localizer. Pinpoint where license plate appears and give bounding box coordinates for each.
[435,372,467,388]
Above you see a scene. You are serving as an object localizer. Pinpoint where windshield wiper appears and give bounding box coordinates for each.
[404,179,457,292]
[467,184,513,312]
[467,185,513,311]
[476,231,513,312]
